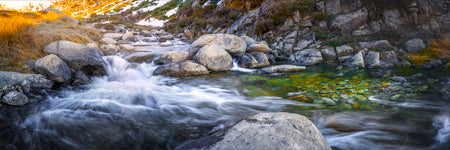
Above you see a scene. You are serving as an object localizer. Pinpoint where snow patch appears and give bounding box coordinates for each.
[136,0,171,14]
[136,18,167,27]
[165,7,178,17]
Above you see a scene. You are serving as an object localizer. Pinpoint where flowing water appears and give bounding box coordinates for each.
[0,44,449,150]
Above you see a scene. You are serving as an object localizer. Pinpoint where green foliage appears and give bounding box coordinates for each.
[147,0,181,20]
[322,37,355,47]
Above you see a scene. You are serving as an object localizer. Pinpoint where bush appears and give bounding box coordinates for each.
[408,37,450,65]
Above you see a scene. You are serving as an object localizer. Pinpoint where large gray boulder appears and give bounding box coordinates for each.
[176,112,331,150]
[1,91,28,106]
[194,44,233,71]
[154,51,191,65]
[260,65,306,73]
[383,10,403,29]
[380,51,399,68]
[365,51,380,69]
[44,40,106,76]
[250,52,271,68]
[153,61,209,76]
[321,46,337,62]
[0,71,53,89]
[339,51,365,68]
[192,34,246,56]
[34,54,72,84]
[404,38,425,53]
[330,8,368,34]
[336,45,355,57]
[289,48,323,65]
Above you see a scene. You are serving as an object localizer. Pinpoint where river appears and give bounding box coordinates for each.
[0,42,449,150]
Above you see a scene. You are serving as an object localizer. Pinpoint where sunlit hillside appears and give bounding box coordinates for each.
[50,0,133,19]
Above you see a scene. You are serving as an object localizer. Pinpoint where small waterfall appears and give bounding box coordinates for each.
[231,59,255,73]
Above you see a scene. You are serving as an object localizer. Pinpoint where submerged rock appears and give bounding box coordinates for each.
[176,112,331,150]
[153,61,209,76]
[260,65,306,73]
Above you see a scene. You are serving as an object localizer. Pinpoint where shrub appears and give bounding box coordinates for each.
[408,37,450,65]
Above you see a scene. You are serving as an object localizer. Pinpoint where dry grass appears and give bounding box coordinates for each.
[409,37,450,66]
[51,0,133,19]
[0,12,101,72]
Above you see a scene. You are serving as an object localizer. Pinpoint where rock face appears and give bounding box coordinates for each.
[194,44,233,71]
[34,54,72,84]
[154,51,191,65]
[43,40,106,76]
[330,8,368,34]
[260,65,306,73]
[336,45,355,57]
[246,43,271,53]
[153,61,209,76]
[176,112,331,150]
[0,71,53,89]
[383,10,402,29]
[192,34,247,56]
[359,40,394,50]
[404,38,425,53]
[365,51,380,69]
[289,48,323,65]
[1,91,28,105]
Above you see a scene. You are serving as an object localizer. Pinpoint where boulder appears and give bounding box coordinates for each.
[119,45,136,53]
[336,45,355,57]
[184,29,194,38]
[320,46,337,62]
[365,51,380,69]
[330,8,368,34]
[72,71,91,86]
[289,48,323,65]
[153,61,209,76]
[251,52,270,68]
[44,40,106,76]
[159,35,174,42]
[101,44,120,56]
[339,51,365,68]
[383,10,402,29]
[325,0,342,15]
[238,54,258,68]
[296,40,314,51]
[1,91,28,106]
[122,32,135,41]
[154,51,191,65]
[103,33,124,40]
[194,44,233,71]
[34,54,72,84]
[260,65,306,73]
[246,43,271,53]
[0,71,54,89]
[100,37,117,45]
[241,36,257,46]
[176,112,331,150]
[404,38,425,53]
[380,51,399,68]
[192,34,246,56]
